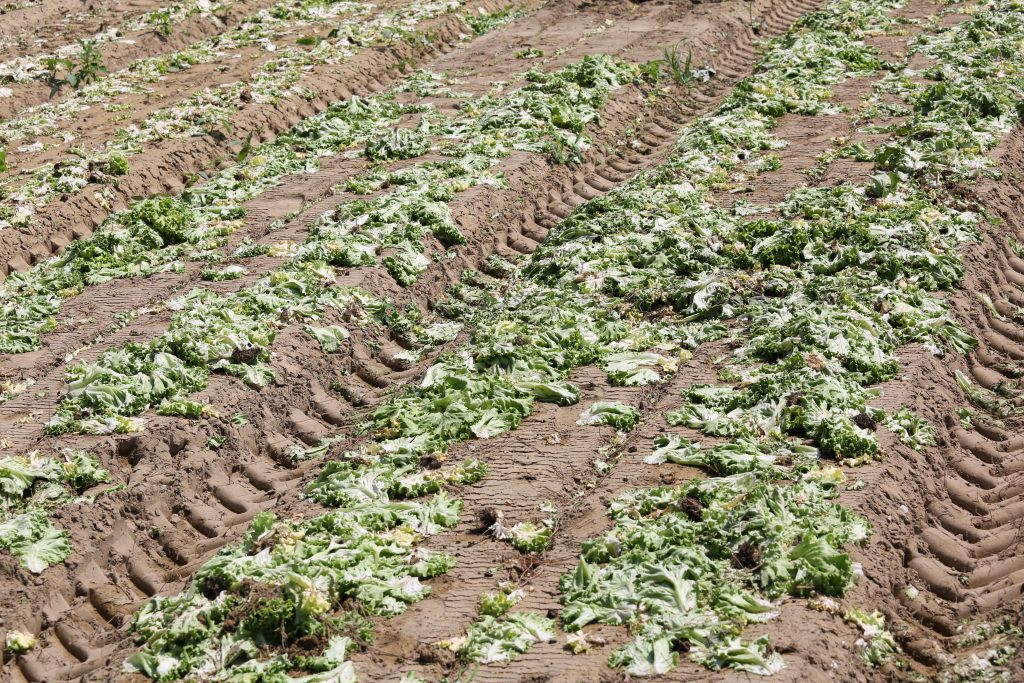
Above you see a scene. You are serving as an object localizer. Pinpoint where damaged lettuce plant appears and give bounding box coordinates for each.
[0,449,110,573]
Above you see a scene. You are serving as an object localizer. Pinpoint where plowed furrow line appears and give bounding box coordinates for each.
[1,1,838,679]
[0,0,800,415]
[429,1,1024,678]
[0,0,160,44]
[8,425,318,680]
[0,0,285,123]
[0,6,697,680]
[0,0,433,178]
[0,0,525,278]
[0,0,790,389]
[405,351,734,682]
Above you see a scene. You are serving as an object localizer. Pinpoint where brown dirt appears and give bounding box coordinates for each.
[0,0,823,679]
[0,0,535,280]
[866,125,1024,670]
[1,0,1023,681]
[0,0,418,168]
[0,0,164,46]
[0,0,286,120]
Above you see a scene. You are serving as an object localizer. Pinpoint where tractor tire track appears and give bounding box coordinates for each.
[0,0,832,679]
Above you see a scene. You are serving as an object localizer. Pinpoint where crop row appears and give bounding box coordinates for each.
[0,45,643,645]
[39,51,636,435]
[0,0,520,235]
[0,4,536,357]
[39,51,672,683]
[304,0,1023,675]
[558,0,1024,676]
[0,0,237,84]
[0,16,626,621]
[0,0,364,157]
[104,0,1005,677]
[6,0,1023,678]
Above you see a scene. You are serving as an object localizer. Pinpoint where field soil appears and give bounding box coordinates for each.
[1,0,1022,681]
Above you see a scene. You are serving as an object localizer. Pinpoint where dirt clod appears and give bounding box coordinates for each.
[853,412,877,431]
[416,642,455,666]
[674,496,704,521]
[731,542,763,569]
